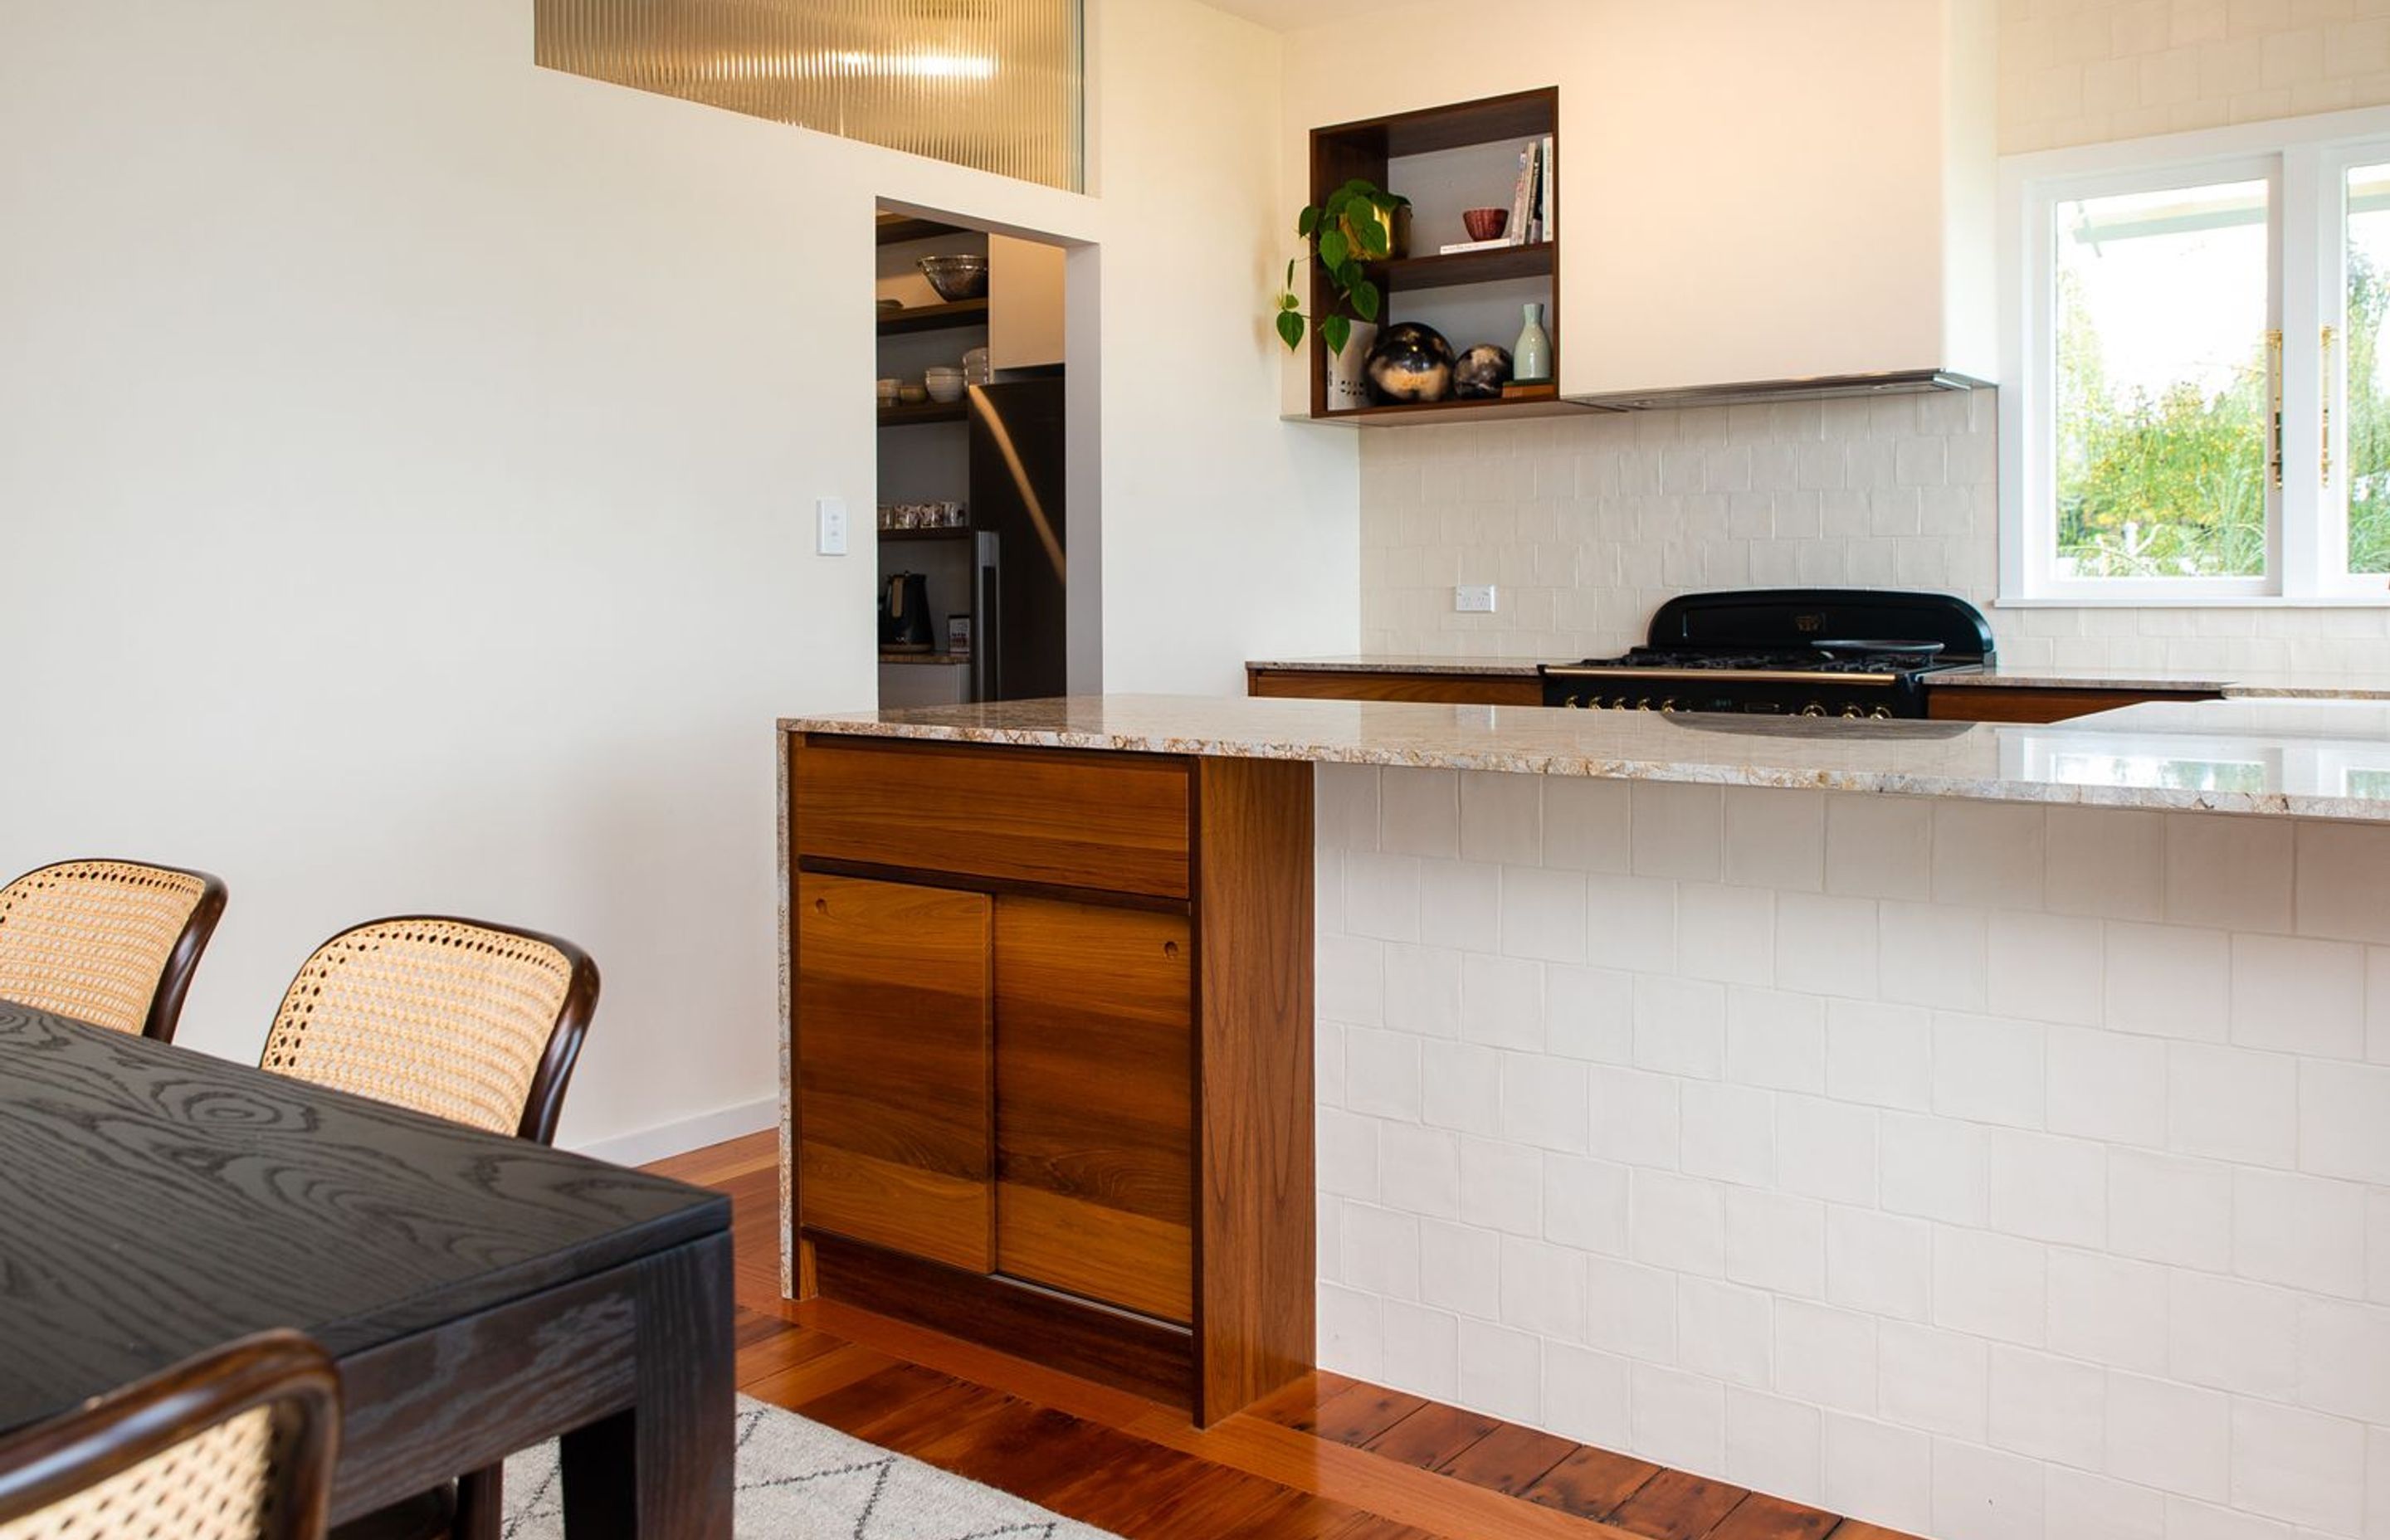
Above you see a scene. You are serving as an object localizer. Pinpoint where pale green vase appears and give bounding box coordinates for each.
[1513,302,1553,385]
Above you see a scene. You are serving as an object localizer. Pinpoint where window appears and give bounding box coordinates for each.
[2004,111,2390,603]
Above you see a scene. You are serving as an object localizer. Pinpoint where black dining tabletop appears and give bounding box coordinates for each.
[0,1001,729,1432]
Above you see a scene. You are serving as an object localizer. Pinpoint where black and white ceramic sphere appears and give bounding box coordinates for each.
[1363,322,1456,404]
[1452,344,1514,399]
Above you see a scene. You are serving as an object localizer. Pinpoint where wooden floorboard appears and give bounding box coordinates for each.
[651,1128,1922,1540]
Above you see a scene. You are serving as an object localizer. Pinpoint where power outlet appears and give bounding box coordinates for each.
[1455,584,1498,613]
[816,497,849,556]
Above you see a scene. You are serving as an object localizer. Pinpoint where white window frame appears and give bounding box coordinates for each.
[1999,106,2390,607]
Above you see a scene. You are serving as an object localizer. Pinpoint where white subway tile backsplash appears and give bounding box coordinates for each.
[2109,1149,2235,1271]
[1725,1388,1825,1508]
[1829,999,1935,1111]
[1830,1206,1934,1323]
[2229,1398,2368,1536]
[1588,1064,1683,1169]
[2045,1467,2164,1540]
[1988,1129,2109,1248]
[1825,1413,1936,1535]
[1384,944,1462,1040]
[2108,920,2235,1042]
[1319,1283,1383,1381]
[1725,1187,1827,1299]
[1632,1362,1727,1477]
[2049,1024,2169,1148]
[1778,1299,1879,1415]
[1419,1216,1500,1318]
[1316,765,1379,852]
[1934,802,2049,910]
[1318,936,1384,1027]
[1932,1436,2046,1540]
[1675,884,1776,987]
[1883,904,1992,1013]
[1319,1107,1379,1201]
[2233,1168,2368,1299]
[1632,1169,1727,1278]
[1934,1013,2047,1130]
[2169,1043,2300,1168]
[2370,1190,2390,1307]
[1544,963,1634,1064]
[1543,1152,1630,1255]
[1632,783,1725,882]
[1585,1253,1680,1363]
[1500,1235,1588,1343]
[1544,777,1633,874]
[2168,1270,2298,1400]
[1678,1276,1775,1389]
[1344,1026,1422,1120]
[2108,1371,2231,1503]
[1776,891,1883,1000]
[1456,773,1539,870]
[2297,1299,2390,1425]
[1459,1318,1544,1425]
[1782,1094,1882,1206]
[1420,1040,1502,1137]
[2049,1250,2173,1376]
[1935,1226,2050,1347]
[1382,1300,1460,1402]
[1883,1112,1991,1226]
[1379,768,1459,859]
[2299,1061,2390,1185]
[1543,1341,1632,1448]
[1726,987,1827,1093]
[1880,1321,1991,1440]
[1989,1344,2107,1471]
[2048,809,2168,922]
[1681,1079,1778,1187]
[1346,852,1422,944]
[1827,795,1936,902]
[1379,1123,1460,1221]
[1587,873,1679,972]
[2166,815,2294,934]
[1459,1135,1544,1239]
[2231,933,2367,1060]
[1724,788,1827,893]
[1461,952,1545,1051]
[1632,975,1728,1080]
[1419,858,1502,955]
[1988,910,2108,1028]
[1342,1203,1422,1302]
[2295,822,2390,947]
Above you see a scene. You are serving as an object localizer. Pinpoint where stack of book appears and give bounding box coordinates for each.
[1439,136,1554,256]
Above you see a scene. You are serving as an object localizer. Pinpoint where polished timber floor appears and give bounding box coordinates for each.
[651,1133,1920,1540]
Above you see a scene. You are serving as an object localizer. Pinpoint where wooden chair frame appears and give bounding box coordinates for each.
[0,1330,339,1540]
[265,914,599,1146]
[1,858,227,1044]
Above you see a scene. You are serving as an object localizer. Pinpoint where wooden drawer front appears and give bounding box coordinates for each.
[797,739,1191,899]
[1926,685,2224,724]
[1248,667,1544,708]
[797,873,993,1273]
[994,898,1193,1323]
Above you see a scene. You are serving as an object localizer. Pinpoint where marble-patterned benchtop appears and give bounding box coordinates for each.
[781,694,2390,821]
[1246,655,2390,697]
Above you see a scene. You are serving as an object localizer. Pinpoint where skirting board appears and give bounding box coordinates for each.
[567,1095,778,1168]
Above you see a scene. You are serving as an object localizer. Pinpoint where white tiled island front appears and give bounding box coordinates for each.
[783,695,2390,1540]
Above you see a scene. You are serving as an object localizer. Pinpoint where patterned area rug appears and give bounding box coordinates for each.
[500,1396,1123,1538]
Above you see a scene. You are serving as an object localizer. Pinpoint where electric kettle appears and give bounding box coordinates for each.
[880,572,935,653]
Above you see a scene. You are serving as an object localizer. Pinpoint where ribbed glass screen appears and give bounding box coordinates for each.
[536,0,1084,192]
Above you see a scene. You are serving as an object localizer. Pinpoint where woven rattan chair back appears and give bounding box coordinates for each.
[0,1330,339,1540]
[258,916,598,1144]
[0,860,227,1042]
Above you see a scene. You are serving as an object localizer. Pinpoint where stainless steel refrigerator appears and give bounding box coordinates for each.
[965,378,1067,702]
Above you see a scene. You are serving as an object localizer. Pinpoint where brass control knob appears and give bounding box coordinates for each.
[1800,703,1827,717]
[1841,704,1864,719]
[1635,698,1653,711]
[1871,705,1894,719]
[1661,699,1681,713]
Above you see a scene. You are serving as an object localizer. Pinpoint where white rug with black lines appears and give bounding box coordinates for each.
[499,1395,1123,1538]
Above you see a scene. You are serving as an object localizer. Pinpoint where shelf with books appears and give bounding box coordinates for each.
[1304,87,1568,425]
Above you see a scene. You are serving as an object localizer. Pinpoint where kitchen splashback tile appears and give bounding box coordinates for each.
[2105,1148,2234,1272]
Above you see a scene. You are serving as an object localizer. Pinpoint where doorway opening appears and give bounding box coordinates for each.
[872,207,1082,709]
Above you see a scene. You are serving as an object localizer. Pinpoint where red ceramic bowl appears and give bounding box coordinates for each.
[1461,207,1510,241]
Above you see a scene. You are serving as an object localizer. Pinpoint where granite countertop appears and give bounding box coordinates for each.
[783,694,2390,821]
[1249,655,2390,698]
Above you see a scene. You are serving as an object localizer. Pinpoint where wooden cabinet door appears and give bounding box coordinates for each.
[796,873,993,1273]
[994,899,1193,1323]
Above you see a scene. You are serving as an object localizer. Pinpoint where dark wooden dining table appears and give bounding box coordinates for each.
[0,1001,733,1537]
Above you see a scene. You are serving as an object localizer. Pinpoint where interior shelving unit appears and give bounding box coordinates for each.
[1308,86,1583,426]
[877,298,989,338]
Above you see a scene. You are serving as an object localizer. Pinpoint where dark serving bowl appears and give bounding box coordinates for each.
[918,254,990,302]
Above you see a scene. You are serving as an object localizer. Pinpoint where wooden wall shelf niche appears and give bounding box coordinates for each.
[1305,86,1576,426]
[879,298,990,336]
[877,401,969,426]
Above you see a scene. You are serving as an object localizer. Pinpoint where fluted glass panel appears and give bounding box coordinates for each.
[537,0,1084,192]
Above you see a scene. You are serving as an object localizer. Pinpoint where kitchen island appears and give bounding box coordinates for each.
[779,695,2390,1539]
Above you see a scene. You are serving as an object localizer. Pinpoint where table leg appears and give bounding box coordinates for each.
[559,1233,734,1538]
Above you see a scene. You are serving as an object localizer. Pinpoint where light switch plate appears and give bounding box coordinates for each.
[816,497,848,556]
[1455,584,1497,613]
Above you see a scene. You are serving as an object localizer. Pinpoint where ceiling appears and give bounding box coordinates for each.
[1198,0,1384,31]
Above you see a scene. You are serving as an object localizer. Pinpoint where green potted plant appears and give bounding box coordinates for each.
[1272,180,1410,369]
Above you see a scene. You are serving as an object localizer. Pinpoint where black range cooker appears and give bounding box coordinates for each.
[1539,589,1996,720]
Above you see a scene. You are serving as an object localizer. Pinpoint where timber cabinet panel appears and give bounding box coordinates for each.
[795,873,993,1273]
[1924,685,2223,723]
[1246,666,1545,708]
[993,899,1193,1324]
[784,734,1314,1425]
[793,737,1191,899]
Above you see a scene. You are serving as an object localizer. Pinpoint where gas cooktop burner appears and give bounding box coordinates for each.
[1539,590,1995,719]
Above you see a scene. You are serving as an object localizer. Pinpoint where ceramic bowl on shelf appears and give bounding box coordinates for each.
[1461,207,1510,241]
[876,377,901,407]
[899,383,928,405]
[917,254,990,302]
[924,367,965,404]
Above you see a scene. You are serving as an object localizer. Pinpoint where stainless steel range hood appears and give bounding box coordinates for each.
[1568,368,1989,412]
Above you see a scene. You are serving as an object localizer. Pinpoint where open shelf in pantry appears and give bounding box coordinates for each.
[878,298,988,337]
[1305,85,1579,426]
[878,401,969,427]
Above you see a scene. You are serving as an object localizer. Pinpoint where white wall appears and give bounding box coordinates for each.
[0,0,1354,1156]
